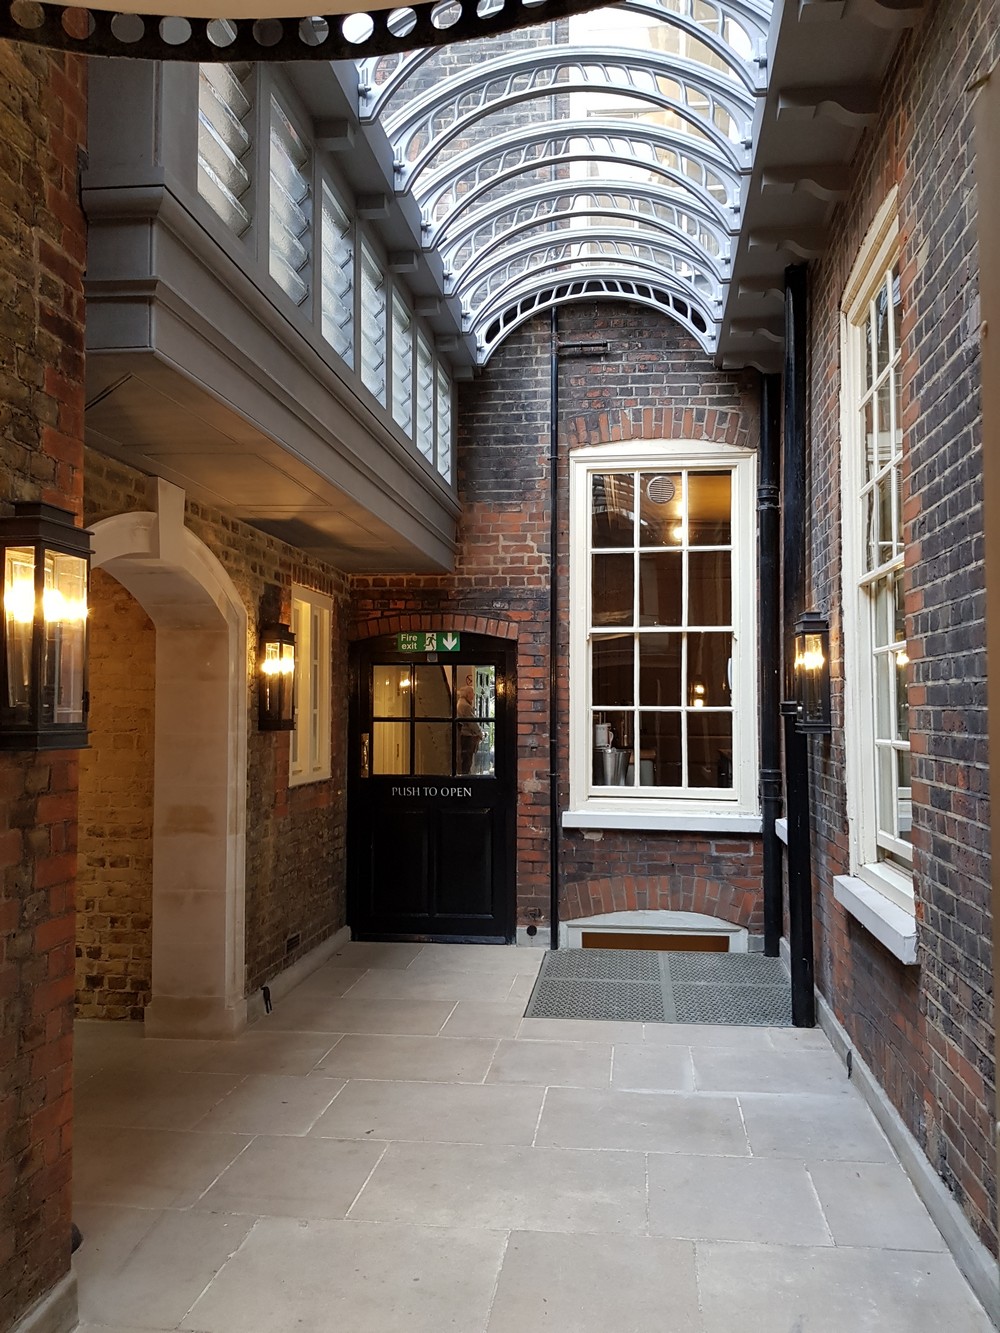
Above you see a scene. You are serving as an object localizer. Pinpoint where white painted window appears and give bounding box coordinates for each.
[320,181,354,366]
[197,63,254,237]
[360,241,387,405]
[289,587,332,786]
[568,440,758,826]
[840,189,913,912]
[391,291,414,433]
[269,95,311,306]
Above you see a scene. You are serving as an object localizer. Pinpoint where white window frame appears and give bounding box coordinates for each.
[840,187,914,916]
[565,439,759,832]
[289,586,332,787]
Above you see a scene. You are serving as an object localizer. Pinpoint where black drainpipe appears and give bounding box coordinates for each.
[759,372,783,958]
[549,306,560,950]
[782,263,816,1026]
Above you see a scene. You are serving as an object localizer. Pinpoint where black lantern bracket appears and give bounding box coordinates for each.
[258,621,296,731]
[790,610,832,736]
[0,502,92,751]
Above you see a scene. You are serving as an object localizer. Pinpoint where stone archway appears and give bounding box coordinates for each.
[90,480,249,1038]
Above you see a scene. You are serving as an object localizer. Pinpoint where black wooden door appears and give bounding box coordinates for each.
[348,634,516,942]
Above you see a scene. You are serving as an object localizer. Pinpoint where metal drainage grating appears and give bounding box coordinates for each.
[525,976,664,1023]
[524,948,792,1027]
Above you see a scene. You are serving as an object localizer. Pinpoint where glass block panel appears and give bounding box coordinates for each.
[320,182,353,365]
[592,473,634,548]
[413,664,452,717]
[198,63,253,236]
[392,292,414,433]
[269,97,311,306]
[415,333,434,461]
[688,550,731,626]
[638,711,682,787]
[593,635,633,706]
[688,711,733,788]
[638,552,682,626]
[360,243,387,404]
[414,722,451,775]
[687,632,732,706]
[687,471,731,545]
[638,472,682,547]
[592,553,633,627]
[638,633,681,707]
[436,364,453,482]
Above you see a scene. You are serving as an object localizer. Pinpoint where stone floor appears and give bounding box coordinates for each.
[72,941,993,1332]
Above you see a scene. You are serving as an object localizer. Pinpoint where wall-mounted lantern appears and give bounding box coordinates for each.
[259,622,295,731]
[792,611,831,735]
[0,503,91,751]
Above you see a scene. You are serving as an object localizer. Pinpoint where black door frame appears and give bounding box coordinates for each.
[347,631,518,943]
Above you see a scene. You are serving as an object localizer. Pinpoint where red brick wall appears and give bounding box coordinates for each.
[76,570,155,1020]
[0,43,87,1331]
[807,0,997,1255]
[353,302,763,932]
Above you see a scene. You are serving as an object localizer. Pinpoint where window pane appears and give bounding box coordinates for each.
[863,400,876,483]
[413,664,452,717]
[896,652,910,741]
[639,711,681,787]
[593,635,633,706]
[592,473,634,548]
[687,632,732,706]
[320,182,353,364]
[392,293,413,432]
[875,279,890,378]
[874,651,892,738]
[688,551,731,626]
[876,380,892,471]
[638,552,682,625]
[875,745,896,839]
[198,63,253,236]
[360,242,387,403]
[639,472,682,547]
[638,633,681,706]
[897,748,912,841]
[893,573,906,643]
[414,722,451,775]
[415,333,434,461]
[592,553,633,626]
[687,472,731,545]
[688,711,733,788]
[891,262,902,354]
[269,97,311,306]
[876,472,893,565]
[373,721,409,774]
[373,665,410,718]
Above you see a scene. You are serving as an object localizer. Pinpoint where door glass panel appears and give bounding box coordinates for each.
[688,711,733,788]
[638,552,682,625]
[373,721,410,774]
[457,718,494,776]
[414,722,451,774]
[593,636,633,706]
[688,551,731,626]
[373,666,411,718]
[592,553,633,625]
[687,471,731,545]
[414,664,452,717]
[457,664,495,718]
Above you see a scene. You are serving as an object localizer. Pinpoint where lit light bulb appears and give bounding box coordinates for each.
[895,649,909,667]
[42,587,87,623]
[4,579,35,624]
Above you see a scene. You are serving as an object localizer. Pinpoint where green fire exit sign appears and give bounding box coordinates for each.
[397,632,461,653]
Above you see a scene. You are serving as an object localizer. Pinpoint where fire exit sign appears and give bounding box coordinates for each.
[397,632,461,653]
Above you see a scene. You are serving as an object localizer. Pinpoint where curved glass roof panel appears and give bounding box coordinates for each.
[358,0,771,363]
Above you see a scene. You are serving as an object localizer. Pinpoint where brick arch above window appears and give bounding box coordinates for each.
[352,612,519,642]
[563,406,756,453]
[561,874,761,932]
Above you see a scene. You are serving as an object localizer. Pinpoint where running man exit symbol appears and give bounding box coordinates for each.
[396,632,461,652]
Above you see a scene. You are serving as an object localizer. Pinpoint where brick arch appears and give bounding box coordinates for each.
[561,875,761,933]
[352,612,519,642]
[563,405,756,453]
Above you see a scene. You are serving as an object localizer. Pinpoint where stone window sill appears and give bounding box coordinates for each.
[833,874,918,965]
[562,810,763,834]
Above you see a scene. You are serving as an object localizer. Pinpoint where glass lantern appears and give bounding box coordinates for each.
[793,611,831,735]
[259,622,296,730]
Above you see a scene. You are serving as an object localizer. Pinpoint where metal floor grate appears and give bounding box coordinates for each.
[524,948,792,1027]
